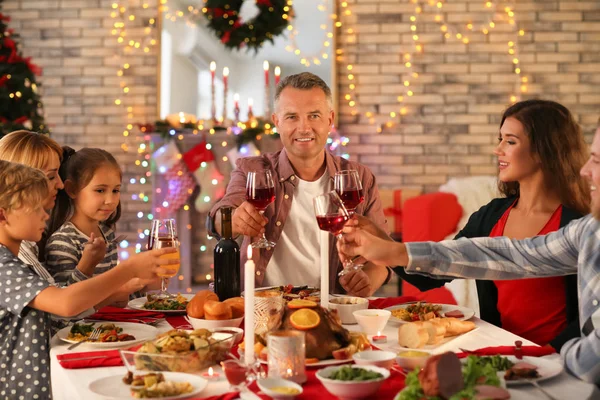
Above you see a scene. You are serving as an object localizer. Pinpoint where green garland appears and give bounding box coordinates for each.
[203,0,292,52]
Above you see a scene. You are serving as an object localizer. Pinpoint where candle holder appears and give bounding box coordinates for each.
[267,330,307,384]
[202,366,222,382]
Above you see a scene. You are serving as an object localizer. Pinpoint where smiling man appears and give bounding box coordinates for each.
[207,72,388,295]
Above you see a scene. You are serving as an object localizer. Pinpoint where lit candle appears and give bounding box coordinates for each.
[320,230,329,309]
[247,97,254,120]
[274,66,281,85]
[244,245,255,366]
[263,60,270,86]
[202,366,221,381]
[210,61,217,122]
[233,93,240,123]
[222,67,229,122]
[372,331,387,344]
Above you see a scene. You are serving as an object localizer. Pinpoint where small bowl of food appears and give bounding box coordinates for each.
[186,315,243,330]
[395,350,431,370]
[257,378,303,399]
[352,309,391,335]
[328,296,369,324]
[316,365,390,400]
[352,350,396,370]
[210,327,243,346]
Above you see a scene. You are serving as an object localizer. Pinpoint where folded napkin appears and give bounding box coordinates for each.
[369,296,418,310]
[88,306,165,323]
[166,315,192,329]
[57,350,124,369]
[456,345,556,359]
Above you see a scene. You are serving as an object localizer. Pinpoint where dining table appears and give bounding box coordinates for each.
[50,306,598,400]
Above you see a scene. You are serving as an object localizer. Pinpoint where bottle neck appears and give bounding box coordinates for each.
[221,209,233,239]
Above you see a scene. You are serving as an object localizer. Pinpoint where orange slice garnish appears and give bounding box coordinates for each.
[305,358,320,364]
[289,308,321,330]
[288,299,318,309]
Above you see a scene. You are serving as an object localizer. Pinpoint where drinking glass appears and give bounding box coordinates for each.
[149,218,180,298]
[334,170,364,214]
[313,191,362,276]
[246,170,276,248]
[333,170,365,272]
[221,359,265,392]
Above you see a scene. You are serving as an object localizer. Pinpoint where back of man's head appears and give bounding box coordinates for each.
[274,72,332,110]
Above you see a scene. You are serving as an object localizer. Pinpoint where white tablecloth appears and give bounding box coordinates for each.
[50,317,598,399]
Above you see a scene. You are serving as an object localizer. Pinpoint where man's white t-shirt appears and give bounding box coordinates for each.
[262,171,330,288]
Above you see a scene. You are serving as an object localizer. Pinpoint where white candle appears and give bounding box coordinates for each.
[320,230,329,308]
[244,245,255,366]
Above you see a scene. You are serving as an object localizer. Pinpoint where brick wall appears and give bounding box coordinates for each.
[337,0,600,193]
[3,0,158,240]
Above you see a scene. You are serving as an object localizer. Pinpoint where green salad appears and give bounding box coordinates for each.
[328,366,384,382]
[398,355,502,400]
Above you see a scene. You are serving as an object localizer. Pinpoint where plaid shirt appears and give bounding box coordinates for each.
[405,214,600,384]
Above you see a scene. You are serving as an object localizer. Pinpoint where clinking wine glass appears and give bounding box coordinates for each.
[149,218,180,298]
[246,170,276,249]
[333,170,365,273]
[313,191,360,276]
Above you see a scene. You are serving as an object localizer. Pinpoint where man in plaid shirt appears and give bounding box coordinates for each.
[339,124,600,384]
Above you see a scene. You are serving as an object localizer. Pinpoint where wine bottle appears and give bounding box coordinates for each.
[214,206,241,300]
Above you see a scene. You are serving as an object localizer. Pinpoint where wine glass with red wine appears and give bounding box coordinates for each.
[246,170,276,248]
[333,170,365,274]
[314,191,360,276]
[334,170,364,214]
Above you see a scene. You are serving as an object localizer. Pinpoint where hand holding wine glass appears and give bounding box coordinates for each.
[148,218,180,298]
[246,170,276,249]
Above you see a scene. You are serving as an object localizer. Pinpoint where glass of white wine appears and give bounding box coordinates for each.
[149,218,180,298]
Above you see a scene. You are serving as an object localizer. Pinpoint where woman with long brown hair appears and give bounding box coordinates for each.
[379,99,589,350]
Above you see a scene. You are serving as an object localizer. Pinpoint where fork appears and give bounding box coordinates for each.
[68,327,102,350]
[524,379,560,400]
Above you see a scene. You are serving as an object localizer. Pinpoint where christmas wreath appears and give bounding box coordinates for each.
[203,0,292,52]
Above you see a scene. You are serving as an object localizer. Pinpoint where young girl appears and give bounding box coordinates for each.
[45,147,154,303]
[0,160,177,399]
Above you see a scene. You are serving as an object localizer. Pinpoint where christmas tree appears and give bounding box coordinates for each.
[0,6,48,137]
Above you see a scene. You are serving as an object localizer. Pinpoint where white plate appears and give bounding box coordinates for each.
[503,356,563,385]
[127,294,194,314]
[259,356,353,368]
[57,322,157,348]
[88,371,207,399]
[385,303,475,324]
[375,326,480,353]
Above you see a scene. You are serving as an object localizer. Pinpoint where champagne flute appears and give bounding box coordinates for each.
[149,218,180,298]
[313,191,359,276]
[334,170,364,215]
[246,170,276,248]
[334,170,365,273]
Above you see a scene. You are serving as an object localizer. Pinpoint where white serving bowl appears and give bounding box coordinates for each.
[352,309,391,335]
[316,365,390,400]
[257,378,303,399]
[185,315,243,330]
[210,327,243,346]
[352,350,396,370]
[395,350,431,370]
[329,296,369,324]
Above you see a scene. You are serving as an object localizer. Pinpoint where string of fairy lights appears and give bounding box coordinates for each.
[337,0,527,132]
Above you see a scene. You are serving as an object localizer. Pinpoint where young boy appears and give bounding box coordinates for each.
[0,160,177,399]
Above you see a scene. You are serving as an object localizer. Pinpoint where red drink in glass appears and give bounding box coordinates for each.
[246,187,275,211]
[316,213,349,236]
[337,188,364,211]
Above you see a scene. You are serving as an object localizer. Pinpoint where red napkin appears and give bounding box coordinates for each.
[89,306,165,323]
[456,345,556,359]
[166,315,192,329]
[57,350,124,369]
[369,296,418,309]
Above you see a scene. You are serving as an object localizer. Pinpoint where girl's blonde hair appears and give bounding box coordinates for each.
[0,160,49,212]
[0,130,63,169]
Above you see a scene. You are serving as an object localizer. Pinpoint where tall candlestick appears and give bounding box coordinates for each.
[247,97,254,120]
[222,67,229,123]
[244,246,255,366]
[263,60,270,86]
[274,66,281,86]
[263,61,271,119]
[233,93,240,123]
[210,61,216,122]
[320,230,329,309]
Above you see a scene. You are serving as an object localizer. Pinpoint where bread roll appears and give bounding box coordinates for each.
[223,297,245,318]
[428,318,448,337]
[443,318,475,336]
[204,300,233,320]
[187,290,219,319]
[398,323,429,348]
[413,321,438,345]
